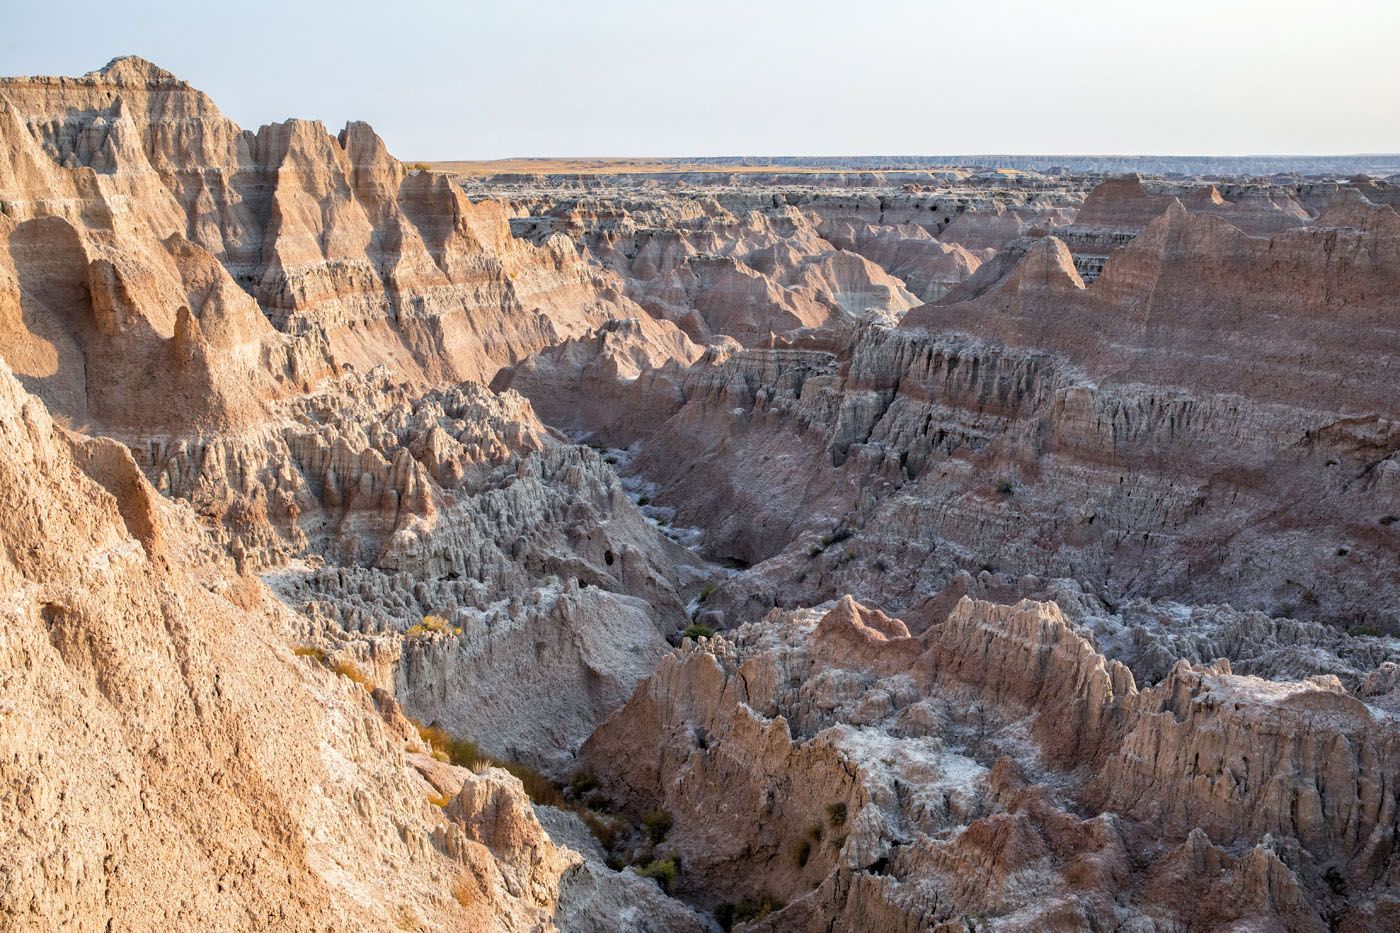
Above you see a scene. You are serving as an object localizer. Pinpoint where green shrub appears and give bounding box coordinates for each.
[637,855,680,894]
[643,808,673,844]
[716,897,784,930]
[682,623,715,640]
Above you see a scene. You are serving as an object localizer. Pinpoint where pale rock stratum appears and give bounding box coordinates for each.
[1,57,1399,931]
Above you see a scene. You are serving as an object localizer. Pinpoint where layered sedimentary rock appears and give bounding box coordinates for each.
[3,54,1400,933]
[0,56,643,432]
[507,181,1400,633]
[583,595,1400,929]
[0,356,708,932]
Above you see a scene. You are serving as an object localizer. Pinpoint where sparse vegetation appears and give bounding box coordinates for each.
[579,809,623,849]
[994,475,1016,495]
[569,771,599,795]
[683,623,715,640]
[643,808,674,844]
[826,802,847,826]
[793,838,812,868]
[293,645,327,661]
[332,658,374,690]
[414,722,484,769]
[829,832,848,851]
[503,760,565,808]
[636,855,680,894]
[715,897,784,930]
[637,496,651,506]
[698,582,717,602]
[427,791,453,808]
[1382,515,1399,526]
[405,614,460,638]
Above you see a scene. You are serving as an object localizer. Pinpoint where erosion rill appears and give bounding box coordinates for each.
[1,57,1398,932]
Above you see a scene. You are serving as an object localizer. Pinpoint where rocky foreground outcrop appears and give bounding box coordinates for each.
[0,356,709,931]
[583,595,1400,929]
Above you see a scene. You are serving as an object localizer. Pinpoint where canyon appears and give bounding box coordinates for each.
[0,57,1398,932]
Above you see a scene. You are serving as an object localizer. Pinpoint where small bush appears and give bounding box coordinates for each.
[682,623,715,641]
[579,809,622,849]
[793,838,812,868]
[414,722,484,769]
[332,659,373,690]
[636,855,680,894]
[716,897,784,930]
[427,791,453,808]
[406,614,454,638]
[643,808,674,844]
[1382,515,1398,526]
[829,832,848,851]
[1337,546,1350,556]
[637,496,651,506]
[994,475,1015,495]
[503,761,565,808]
[569,772,599,795]
[826,802,848,827]
[698,582,717,602]
[807,824,824,842]
[293,645,327,661]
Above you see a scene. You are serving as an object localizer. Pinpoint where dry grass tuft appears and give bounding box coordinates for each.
[293,645,327,661]
[332,658,374,690]
[406,614,460,639]
[414,722,484,769]
[427,791,454,808]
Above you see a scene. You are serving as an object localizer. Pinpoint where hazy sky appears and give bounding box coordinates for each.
[4,0,1398,160]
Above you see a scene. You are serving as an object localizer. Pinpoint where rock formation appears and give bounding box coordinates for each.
[2,56,1399,931]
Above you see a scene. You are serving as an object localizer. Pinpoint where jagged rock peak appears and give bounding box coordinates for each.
[89,55,188,87]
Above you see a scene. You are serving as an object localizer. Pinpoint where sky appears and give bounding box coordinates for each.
[3,0,1398,160]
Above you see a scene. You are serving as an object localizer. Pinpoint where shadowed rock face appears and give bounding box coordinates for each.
[2,57,1400,932]
[500,181,1400,633]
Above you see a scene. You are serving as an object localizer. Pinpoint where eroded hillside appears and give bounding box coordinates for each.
[1,57,1398,932]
